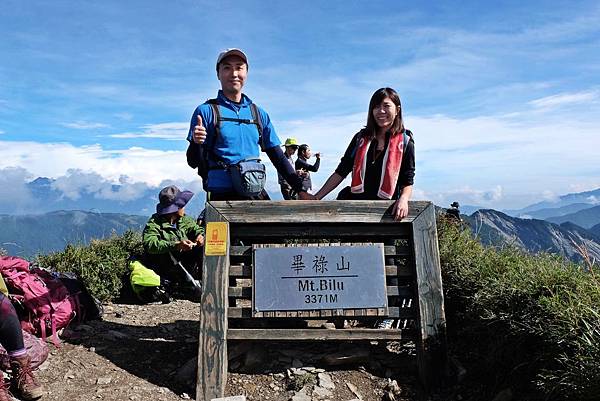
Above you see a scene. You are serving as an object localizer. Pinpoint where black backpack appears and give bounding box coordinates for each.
[186,99,264,190]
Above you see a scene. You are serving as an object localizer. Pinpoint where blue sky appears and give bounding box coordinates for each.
[1,0,599,210]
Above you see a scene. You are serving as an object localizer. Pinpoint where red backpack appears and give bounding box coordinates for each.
[0,256,80,345]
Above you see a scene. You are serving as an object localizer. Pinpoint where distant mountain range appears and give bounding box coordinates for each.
[504,188,600,217]
[546,205,600,229]
[517,202,595,220]
[0,210,147,258]
[3,181,600,262]
[463,209,600,262]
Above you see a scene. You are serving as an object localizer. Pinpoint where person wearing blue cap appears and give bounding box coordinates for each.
[186,48,314,201]
[141,185,205,297]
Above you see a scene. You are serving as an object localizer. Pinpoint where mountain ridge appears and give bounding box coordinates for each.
[0,210,147,258]
[463,209,600,262]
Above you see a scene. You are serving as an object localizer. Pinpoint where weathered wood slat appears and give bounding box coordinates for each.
[230,224,412,239]
[210,200,429,223]
[386,286,414,298]
[197,204,230,401]
[228,287,252,298]
[228,306,416,319]
[228,285,413,300]
[227,328,417,341]
[228,265,252,277]
[227,264,412,279]
[231,244,411,256]
[412,202,447,389]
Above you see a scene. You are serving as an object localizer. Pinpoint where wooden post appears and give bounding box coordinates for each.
[197,203,230,401]
[412,202,447,389]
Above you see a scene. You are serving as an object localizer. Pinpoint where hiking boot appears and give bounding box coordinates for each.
[0,377,13,401]
[10,355,44,400]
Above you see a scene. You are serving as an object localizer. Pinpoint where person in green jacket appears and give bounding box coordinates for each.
[142,185,204,296]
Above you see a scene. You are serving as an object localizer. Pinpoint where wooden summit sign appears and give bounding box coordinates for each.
[197,200,447,401]
[253,243,388,313]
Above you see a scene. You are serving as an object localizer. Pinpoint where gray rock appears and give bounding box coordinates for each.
[211,396,246,401]
[317,372,335,390]
[346,382,362,399]
[96,377,112,385]
[312,386,332,398]
[290,387,311,401]
[292,358,303,368]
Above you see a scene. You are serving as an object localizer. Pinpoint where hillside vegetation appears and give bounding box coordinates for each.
[439,217,600,400]
[34,219,600,400]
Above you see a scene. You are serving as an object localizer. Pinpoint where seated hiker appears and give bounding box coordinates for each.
[295,144,321,193]
[142,185,204,299]
[0,293,44,400]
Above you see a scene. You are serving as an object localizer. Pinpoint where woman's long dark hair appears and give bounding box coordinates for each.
[363,87,404,139]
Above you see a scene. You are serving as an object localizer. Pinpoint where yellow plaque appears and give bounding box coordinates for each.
[205,222,228,256]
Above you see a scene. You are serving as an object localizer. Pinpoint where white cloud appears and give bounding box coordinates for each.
[1,94,599,210]
[586,196,600,204]
[0,167,35,214]
[61,121,109,129]
[0,140,198,186]
[529,91,599,110]
[50,170,151,201]
[541,190,559,202]
[109,122,189,140]
[272,106,599,209]
[417,185,504,208]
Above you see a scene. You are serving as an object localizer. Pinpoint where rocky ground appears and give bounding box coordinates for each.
[33,300,422,401]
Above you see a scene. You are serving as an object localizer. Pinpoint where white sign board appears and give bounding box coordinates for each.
[253,244,387,313]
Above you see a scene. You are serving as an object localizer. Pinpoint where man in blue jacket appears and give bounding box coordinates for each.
[187,49,312,201]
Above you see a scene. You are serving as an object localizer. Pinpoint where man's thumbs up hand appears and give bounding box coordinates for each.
[193,114,207,144]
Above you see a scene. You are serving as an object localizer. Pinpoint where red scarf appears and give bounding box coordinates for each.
[350,131,404,199]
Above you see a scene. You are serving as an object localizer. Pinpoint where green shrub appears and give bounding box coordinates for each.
[35,230,143,302]
[438,216,600,400]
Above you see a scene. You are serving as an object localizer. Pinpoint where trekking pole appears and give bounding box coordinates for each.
[168,251,202,298]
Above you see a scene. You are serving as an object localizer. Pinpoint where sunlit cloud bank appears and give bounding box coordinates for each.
[2,98,599,211]
[0,140,198,186]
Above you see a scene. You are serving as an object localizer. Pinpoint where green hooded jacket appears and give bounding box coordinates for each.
[142,214,204,255]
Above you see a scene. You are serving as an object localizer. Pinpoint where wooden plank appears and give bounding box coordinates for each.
[211,200,429,224]
[228,265,252,277]
[227,306,417,319]
[386,286,414,298]
[227,328,417,341]
[231,244,411,257]
[227,287,252,298]
[412,202,447,390]
[197,203,230,401]
[230,223,411,239]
